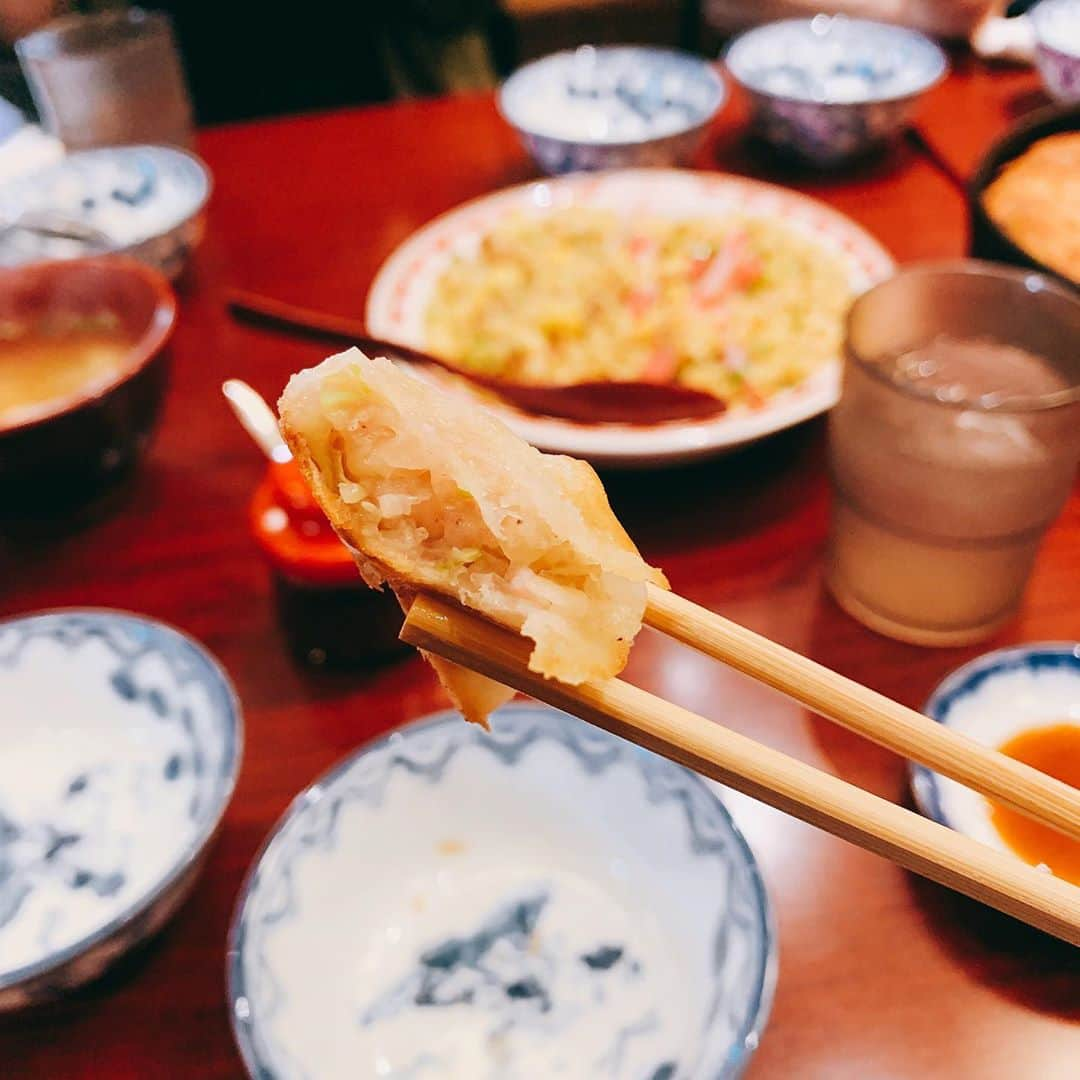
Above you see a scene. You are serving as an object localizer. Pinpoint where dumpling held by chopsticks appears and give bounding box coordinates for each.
[278,349,667,724]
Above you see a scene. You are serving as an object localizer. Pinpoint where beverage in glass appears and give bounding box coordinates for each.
[827,262,1080,645]
[16,8,193,151]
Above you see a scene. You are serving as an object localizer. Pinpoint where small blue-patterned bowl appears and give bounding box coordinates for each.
[1032,0,1080,104]
[0,610,242,1010]
[911,643,1080,845]
[498,46,726,174]
[725,15,948,166]
[0,144,211,279]
[229,704,775,1079]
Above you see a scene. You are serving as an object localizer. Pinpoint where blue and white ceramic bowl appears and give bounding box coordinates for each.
[1031,0,1080,104]
[0,144,211,278]
[725,16,948,165]
[911,643,1080,844]
[498,46,726,174]
[0,610,242,1010]
[229,704,775,1079]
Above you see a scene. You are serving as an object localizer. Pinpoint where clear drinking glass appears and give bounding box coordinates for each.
[826,261,1080,646]
[16,8,193,151]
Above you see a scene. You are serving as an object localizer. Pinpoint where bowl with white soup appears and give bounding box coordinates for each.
[0,609,242,1009]
[229,703,775,1079]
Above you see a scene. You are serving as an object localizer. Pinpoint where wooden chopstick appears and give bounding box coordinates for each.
[401,594,1080,947]
[644,586,1080,842]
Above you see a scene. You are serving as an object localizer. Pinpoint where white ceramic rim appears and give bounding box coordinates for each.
[366,168,894,467]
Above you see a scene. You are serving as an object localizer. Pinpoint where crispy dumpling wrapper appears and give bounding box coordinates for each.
[278,349,667,724]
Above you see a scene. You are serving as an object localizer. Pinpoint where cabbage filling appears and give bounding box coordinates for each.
[305,363,645,684]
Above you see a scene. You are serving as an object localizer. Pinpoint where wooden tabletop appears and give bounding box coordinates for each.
[2,61,1077,1078]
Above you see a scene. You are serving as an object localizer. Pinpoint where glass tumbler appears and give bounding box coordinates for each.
[16,8,193,151]
[826,261,1080,646]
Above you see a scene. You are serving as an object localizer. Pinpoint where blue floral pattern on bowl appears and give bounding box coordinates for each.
[229,704,775,1079]
[725,16,948,165]
[0,145,211,279]
[0,610,242,1009]
[1032,0,1080,103]
[499,47,726,175]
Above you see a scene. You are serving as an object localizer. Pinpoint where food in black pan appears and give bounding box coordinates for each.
[980,131,1080,285]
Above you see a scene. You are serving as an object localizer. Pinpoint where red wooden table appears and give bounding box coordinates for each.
[2,61,1077,1078]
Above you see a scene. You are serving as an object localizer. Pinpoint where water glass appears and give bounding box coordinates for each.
[826,261,1080,646]
[16,8,193,151]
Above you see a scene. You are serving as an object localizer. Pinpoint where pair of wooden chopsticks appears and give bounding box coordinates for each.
[402,589,1080,947]
[219,378,1080,941]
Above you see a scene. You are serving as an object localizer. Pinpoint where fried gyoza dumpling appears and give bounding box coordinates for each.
[278,349,666,723]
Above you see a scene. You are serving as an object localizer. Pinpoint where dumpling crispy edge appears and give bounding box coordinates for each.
[549,454,669,591]
[423,653,515,729]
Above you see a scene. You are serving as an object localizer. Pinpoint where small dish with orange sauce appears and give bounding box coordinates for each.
[912,643,1080,887]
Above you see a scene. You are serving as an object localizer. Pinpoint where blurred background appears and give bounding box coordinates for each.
[0,0,1038,128]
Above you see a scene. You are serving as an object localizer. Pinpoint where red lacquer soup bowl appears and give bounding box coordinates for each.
[0,256,176,520]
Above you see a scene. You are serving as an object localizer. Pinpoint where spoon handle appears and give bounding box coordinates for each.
[222,378,291,462]
[226,287,727,424]
[226,288,435,366]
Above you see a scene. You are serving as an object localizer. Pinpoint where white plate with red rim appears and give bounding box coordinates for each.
[366,168,895,468]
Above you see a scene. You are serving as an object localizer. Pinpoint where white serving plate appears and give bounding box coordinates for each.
[367,168,894,468]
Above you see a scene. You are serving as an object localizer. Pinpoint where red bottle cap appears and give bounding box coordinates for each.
[250,460,359,587]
